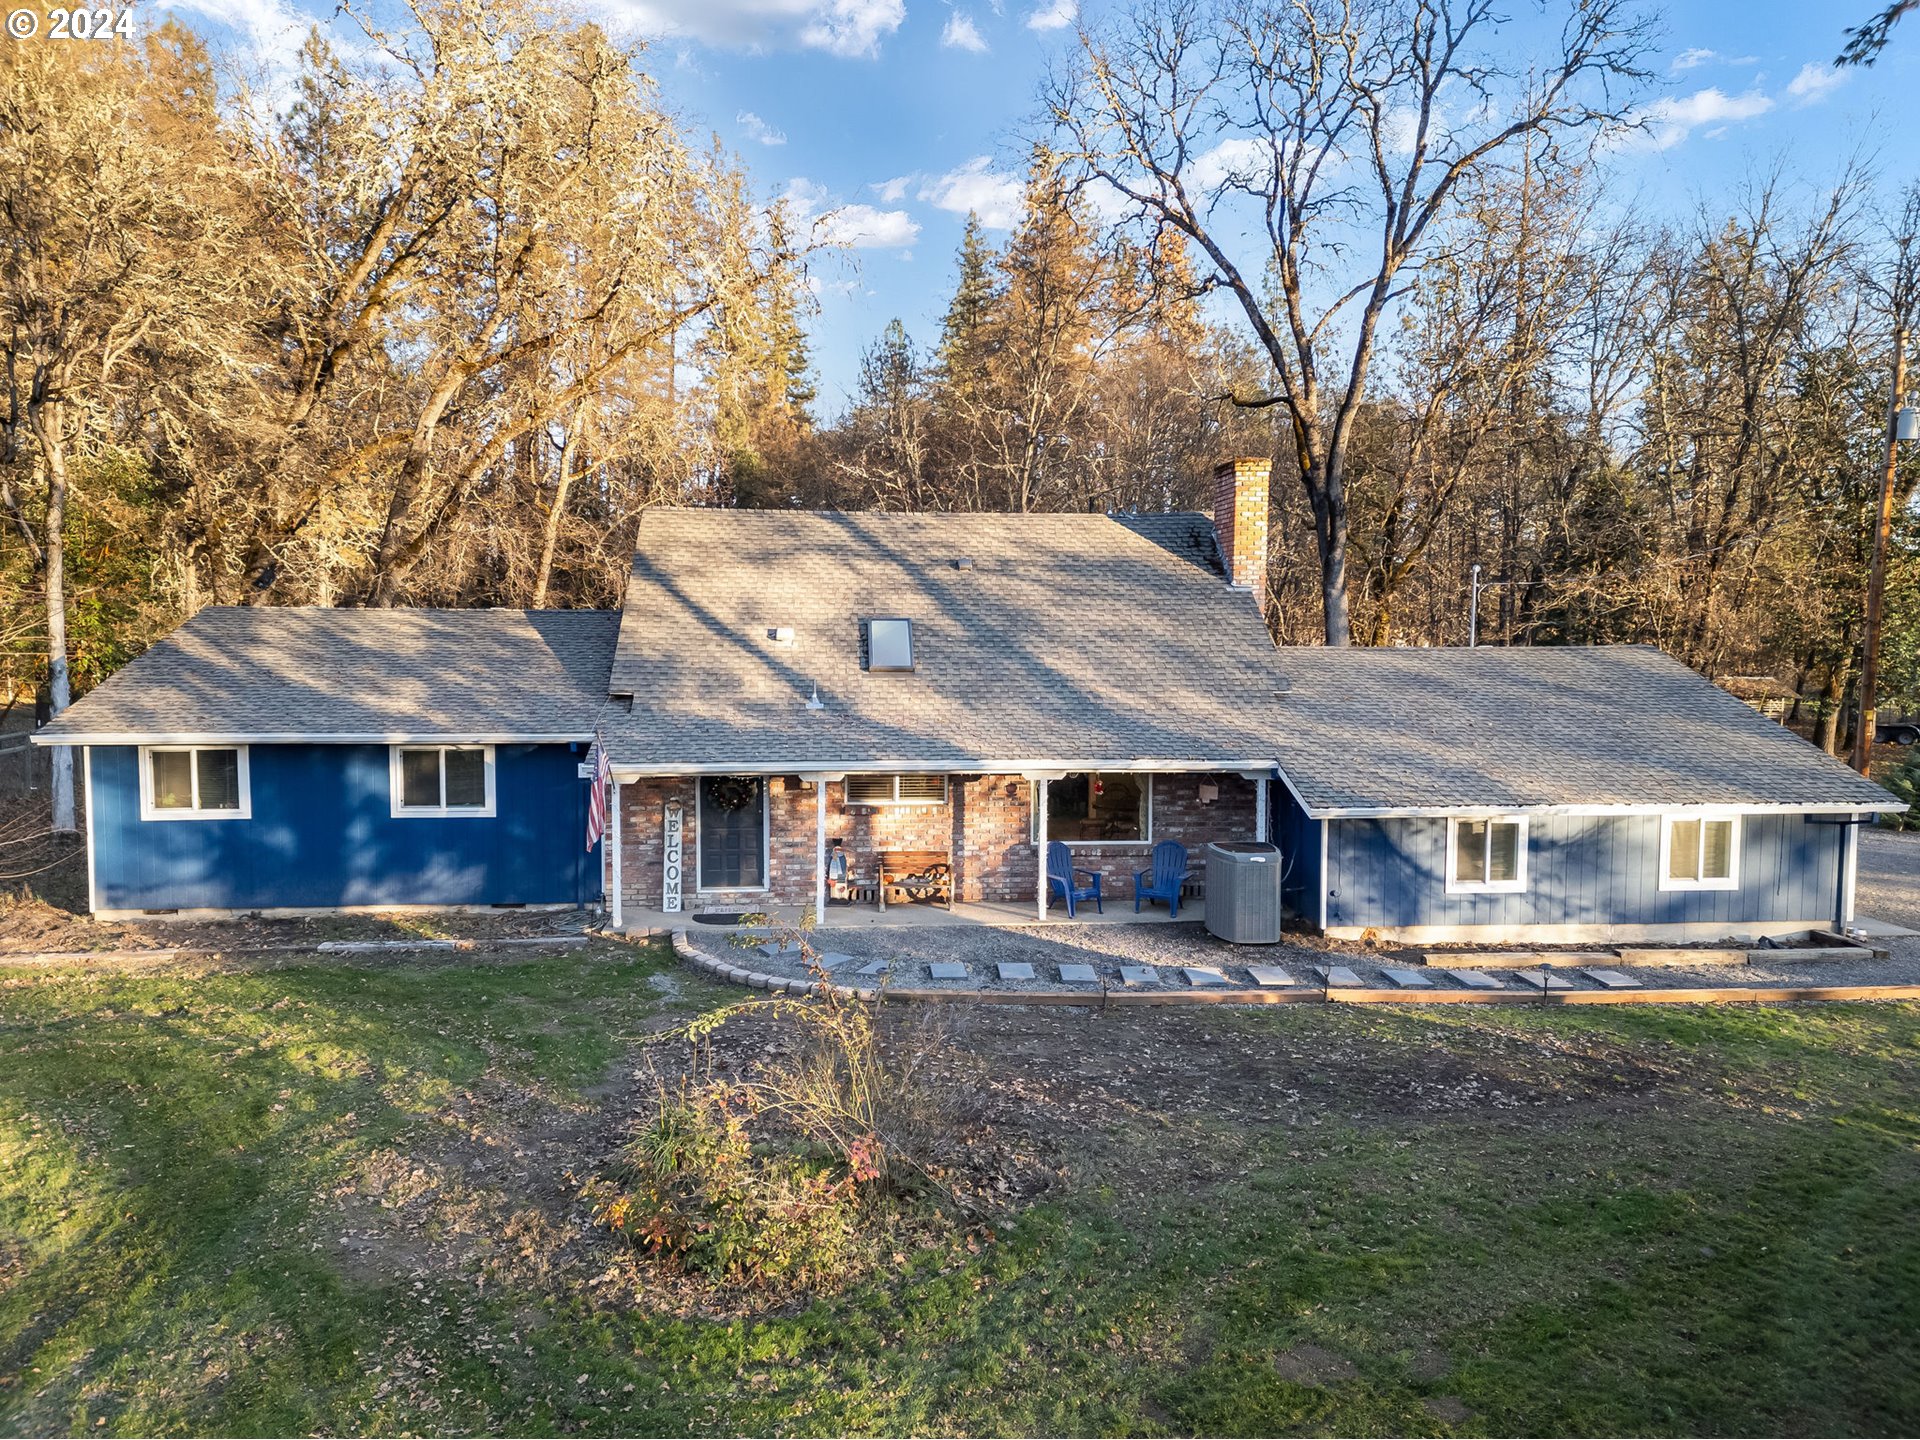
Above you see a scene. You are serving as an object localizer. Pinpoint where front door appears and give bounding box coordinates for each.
[698,776,767,890]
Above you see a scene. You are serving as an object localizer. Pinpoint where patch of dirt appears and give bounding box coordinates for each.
[1423,1395,1475,1425]
[1272,1343,1358,1385]
[1407,1344,1452,1383]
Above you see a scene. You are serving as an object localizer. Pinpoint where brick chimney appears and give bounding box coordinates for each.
[1213,456,1271,598]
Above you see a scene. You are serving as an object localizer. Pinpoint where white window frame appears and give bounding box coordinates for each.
[1031,772,1155,846]
[389,744,496,818]
[1658,811,1742,891]
[139,744,252,821]
[1445,814,1529,894]
[844,773,950,808]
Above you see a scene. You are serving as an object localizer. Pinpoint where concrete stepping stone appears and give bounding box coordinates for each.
[928,961,969,980]
[855,959,891,977]
[996,962,1036,982]
[757,940,804,959]
[1057,963,1100,983]
[1246,965,1298,988]
[1512,970,1574,991]
[1581,967,1642,989]
[1315,965,1363,988]
[1118,965,1161,986]
[814,951,855,972]
[1446,968,1507,990]
[1381,967,1435,988]
[1183,966,1230,987]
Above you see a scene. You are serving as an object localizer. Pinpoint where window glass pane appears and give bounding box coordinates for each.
[1668,819,1701,880]
[1046,773,1090,836]
[866,618,914,671]
[195,749,241,810]
[1045,773,1144,842]
[1701,819,1733,880]
[1488,821,1520,882]
[401,749,442,808]
[845,774,891,805]
[895,774,947,803]
[1454,820,1487,883]
[150,750,193,810]
[443,749,487,808]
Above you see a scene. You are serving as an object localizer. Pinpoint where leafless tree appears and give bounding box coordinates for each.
[1043,0,1653,641]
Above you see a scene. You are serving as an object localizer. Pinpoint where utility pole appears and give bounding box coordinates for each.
[1853,326,1912,773]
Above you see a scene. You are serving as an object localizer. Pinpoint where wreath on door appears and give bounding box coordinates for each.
[705,776,759,812]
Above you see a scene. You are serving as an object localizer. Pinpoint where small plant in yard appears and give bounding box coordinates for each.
[591,915,956,1290]
[1882,750,1920,829]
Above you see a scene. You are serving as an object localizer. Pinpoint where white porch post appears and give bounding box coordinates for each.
[608,776,624,932]
[1255,776,1270,843]
[814,777,828,923]
[1844,820,1860,929]
[1035,776,1050,921]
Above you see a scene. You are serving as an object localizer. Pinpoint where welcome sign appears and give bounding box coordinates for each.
[662,801,684,913]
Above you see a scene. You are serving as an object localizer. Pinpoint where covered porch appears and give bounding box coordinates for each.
[604,765,1273,932]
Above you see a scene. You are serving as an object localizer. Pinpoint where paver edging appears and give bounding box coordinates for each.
[668,931,1920,1009]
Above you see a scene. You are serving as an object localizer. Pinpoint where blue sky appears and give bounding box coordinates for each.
[170,0,1920,414]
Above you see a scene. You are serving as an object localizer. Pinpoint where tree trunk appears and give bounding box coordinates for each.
[531,414,580,609]
[1308,459,1351,646]
[29,397,75,832]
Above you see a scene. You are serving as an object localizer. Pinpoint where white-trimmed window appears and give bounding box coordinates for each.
[390,745,495,818]
[140,745,250,820]
[1033,773,1153,844]
[845,773,948,807]
[1447,815,1528,893]
[1660,813,1740,890]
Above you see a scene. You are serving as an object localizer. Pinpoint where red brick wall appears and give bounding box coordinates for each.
[615,771,1262,913]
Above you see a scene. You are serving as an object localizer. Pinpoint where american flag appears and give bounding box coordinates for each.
[585,734,611,852]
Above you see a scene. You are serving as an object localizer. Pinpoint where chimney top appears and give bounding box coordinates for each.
[1213,457,1272,604]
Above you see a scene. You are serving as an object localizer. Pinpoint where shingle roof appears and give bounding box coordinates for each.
[1268,644,1899,813]
[35,607,620,743]
[601,508,1291,770]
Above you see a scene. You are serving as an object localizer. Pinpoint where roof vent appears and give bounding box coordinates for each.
[953,557,974,570]
[864,618,915,672]
[767,626,795,646]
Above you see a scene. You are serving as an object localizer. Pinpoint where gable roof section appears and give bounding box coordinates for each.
[1269,644,1899,815]
[34,607,620,744]
[601,508,1290,771]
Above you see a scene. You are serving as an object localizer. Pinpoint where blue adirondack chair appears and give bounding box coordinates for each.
[1046,840,1103,918]
[1134,839,1191,918]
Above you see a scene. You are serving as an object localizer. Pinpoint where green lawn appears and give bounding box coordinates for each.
[2,945,1918,1436]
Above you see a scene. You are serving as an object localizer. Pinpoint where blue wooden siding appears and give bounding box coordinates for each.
[89,743,600,911]
[1320,811,1845,931]
[1271,781,1321,920]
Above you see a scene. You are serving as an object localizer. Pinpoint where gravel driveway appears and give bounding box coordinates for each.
[1858,827,1920,934]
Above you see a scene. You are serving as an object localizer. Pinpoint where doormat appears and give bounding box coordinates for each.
[691,911,749,925]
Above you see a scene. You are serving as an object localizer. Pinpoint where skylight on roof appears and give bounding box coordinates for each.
[866,618,915,672]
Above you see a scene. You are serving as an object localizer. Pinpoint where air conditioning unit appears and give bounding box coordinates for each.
[1204,841,1284,944]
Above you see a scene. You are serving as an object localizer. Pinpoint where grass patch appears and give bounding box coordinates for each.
[2,958,1918,1436]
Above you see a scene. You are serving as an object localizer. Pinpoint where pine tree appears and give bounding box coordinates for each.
[935,213,999,402]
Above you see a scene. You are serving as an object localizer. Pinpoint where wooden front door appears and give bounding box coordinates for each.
[698,776,767,890]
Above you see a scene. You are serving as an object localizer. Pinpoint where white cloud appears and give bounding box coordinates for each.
[1669,47,1756,72]
[737,110,788,145]
[167,0,312,89]
[919,156,1023,228]
[870,175,912,203]
[784,178,920,249]
[1025,0,1074,30]
[1635,86,1773,150]
[1191,137,1276,191]
[1786,61,1849,106]
[597,0,904,57]
[817,204,921,248]
[941,9,988,50]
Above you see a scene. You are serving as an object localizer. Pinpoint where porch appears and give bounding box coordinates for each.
[616,894,1214,934]
[606,767,1271,931]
